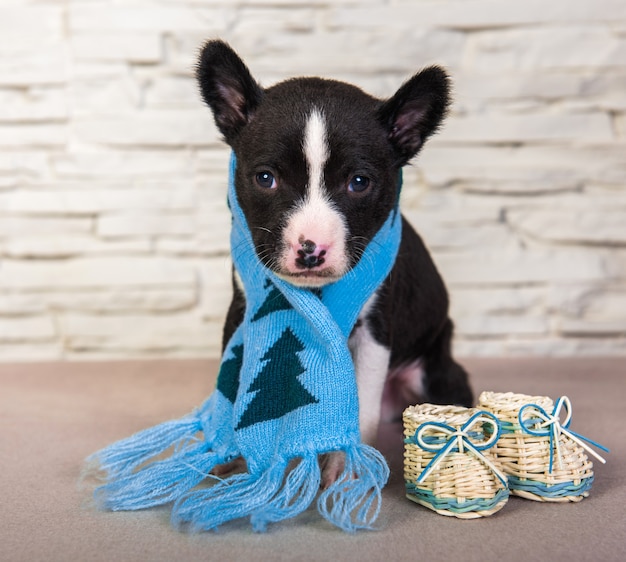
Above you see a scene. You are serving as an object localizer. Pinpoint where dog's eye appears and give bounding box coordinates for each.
[348,175,370,193]
[255,171,277,189]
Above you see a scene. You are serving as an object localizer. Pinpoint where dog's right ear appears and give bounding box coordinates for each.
[196,40,263,145]
[377,66,451,166]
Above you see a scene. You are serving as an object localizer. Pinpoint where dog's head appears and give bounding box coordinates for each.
[197,40,449,288]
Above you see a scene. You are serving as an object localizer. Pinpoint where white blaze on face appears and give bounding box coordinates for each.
[280,109,349,285]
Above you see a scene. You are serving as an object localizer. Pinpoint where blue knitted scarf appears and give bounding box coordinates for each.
[86,154,402,532]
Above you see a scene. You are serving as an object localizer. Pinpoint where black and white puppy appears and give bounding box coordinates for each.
[196,41,473,453]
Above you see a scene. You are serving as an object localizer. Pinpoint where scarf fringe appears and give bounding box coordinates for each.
[171,462,288,532]
[94,443,220,511]
[85,416,203,479]
[171,446,388,533]
[250,455,321,532]
[85,415,227,511]
[318,445,390,532]
[87,434,387,531]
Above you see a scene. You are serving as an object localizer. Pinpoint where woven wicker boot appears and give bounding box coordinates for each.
[403,404,509,518]
[478,391,608,502]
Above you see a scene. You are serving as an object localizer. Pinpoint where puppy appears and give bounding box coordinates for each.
[196,41,472,479]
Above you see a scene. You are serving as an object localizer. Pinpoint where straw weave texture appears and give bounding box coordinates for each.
[478,391,594,502]
[403,404,508,518]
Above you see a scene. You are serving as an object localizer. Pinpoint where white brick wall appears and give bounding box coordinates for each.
[0,0,624,360]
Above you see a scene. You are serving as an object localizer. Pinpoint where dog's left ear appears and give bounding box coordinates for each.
[378,66,450,165]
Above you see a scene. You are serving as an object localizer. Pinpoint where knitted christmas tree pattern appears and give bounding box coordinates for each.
[236,325,318,430]
[216,344,243,404]
[251,279,293,321]
[217,278,318,419]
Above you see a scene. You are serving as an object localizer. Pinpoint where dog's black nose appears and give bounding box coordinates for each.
[295,240,326,269]
[296,252,326,269]
[301,239,316,255]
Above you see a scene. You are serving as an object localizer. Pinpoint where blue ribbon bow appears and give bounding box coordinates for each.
[518,396,609,474]
[412,411,507,487]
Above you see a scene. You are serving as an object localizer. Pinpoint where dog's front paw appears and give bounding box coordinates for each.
[319,451,346,489]
[210,456,248,477]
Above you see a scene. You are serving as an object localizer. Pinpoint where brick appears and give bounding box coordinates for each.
[53,151,195,179]
[228,29,466,75]
[71,60,128,80]
[71,33,162,63]
[236,0,373,5]
[0,48,67,86]
[0,342,63,361]
[451,287,545,317]
[570,285,626,322]
[508,209,626,246]
[465,26,626,72]
[546,284,597,317]
[577,74,626,111]
[195,150,232,178]
[455,314,549,337]
[0,316,56,343]
[0,287,196,315]
[559,95,626,115]
[16,179,133,193]
[193,198,232,230]
[0,124,67,147]
[61,313,222,356]
[235,7,316,35]
[144,76,201,109]
[452,338,507,357]
[435,248,607,286]
[454,71,584,102]
[451,287,549,338]
[0,88,67,123]
[329,1,626,31]
[442,112,613,143]
[196,257,234,320]
[616,113,626,138]
[560,318,626,337]
[0,188,196,215]
[402,188,501,225]
[248,0,375,4]
[3,236,151,259]
[69,4,234,33]
[161,32,217,78]
[0,217,93,237]
[0,258,195,291]
[447,179,579,196]
[157,234,230,257]
[455,336,626,358]
[0,6,63,36]
[70,288,198,314]
[98,212,197,237]
[418,144,626,189]
[0,152,50,178]
[162,14,310,79]
[71,75,142,113]
[592,246,626,279]
[402,213,512,251]
[0,293,46,316]
[73,110,217,146]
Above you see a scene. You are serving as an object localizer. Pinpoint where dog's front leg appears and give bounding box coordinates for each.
[319,311,390,489]
[350,320,391,447]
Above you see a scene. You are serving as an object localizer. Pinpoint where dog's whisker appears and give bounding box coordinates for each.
[253,226,274,235]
